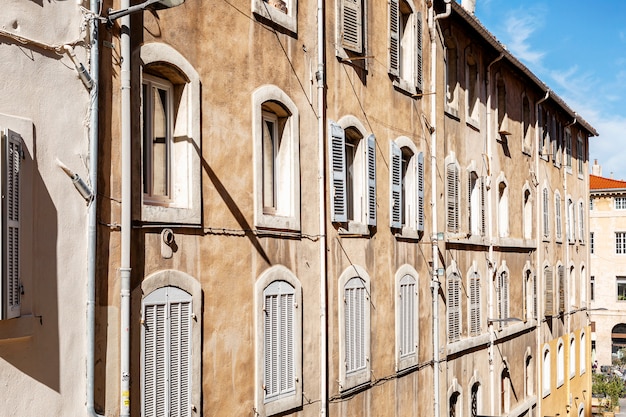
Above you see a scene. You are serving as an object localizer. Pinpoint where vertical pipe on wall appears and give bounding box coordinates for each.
[87,1,104,417]
[428,2,450,417]
[119,0,132,415]
[485,52,503,417]
[316,0,327,414]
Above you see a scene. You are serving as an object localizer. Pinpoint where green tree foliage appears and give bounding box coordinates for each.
[593,372,626,409]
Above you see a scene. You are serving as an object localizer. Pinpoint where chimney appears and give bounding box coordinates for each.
[592,159,602,176]
[461,0,476,14]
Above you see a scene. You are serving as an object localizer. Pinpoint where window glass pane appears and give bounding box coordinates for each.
[262,115,277,211]
[617,277,626,301]
[151,86,169,197]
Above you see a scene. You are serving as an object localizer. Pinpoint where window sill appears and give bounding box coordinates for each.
[252,0,297,35]
[494,237,537,250]
[394,227,421,241]
[508,396,537,417]
[338,221,370,237]
[0,315,38,342]
[392,79,417,97]
[446,332,490,355]
[444,105,459,120]
[492,319,536,341]
[466,116,480,131]
[256,213,301,233]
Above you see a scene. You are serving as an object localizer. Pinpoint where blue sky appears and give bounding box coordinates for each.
[473,0,626,180]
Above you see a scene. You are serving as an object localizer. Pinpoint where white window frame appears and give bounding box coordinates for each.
[465,48,480,128]
[542,345,551,397]
[252,0,298,34]
[577,134,584,178]
[542,187,550,240]
[139,270,202,417]
[496,174,509,238]
[389,0,423,94]
[555,191,562,242]
[578,200,585,244]
[140,43,202,225]
[254,265,303,416]
[467,165,486,237]
[523,184,532,240]
[617,232,626,254]
[615,196,626,210]
[569,334,576,379]
[338,265,371,391]
[390,137,424,237]
[567,197,575,244]
[395,265,419,371]
[565,128,572,172]
[496,263,510,329]
[580,332,586,375]
[556,338,564,387]
[329,117,376,233]
[253,85,300,231]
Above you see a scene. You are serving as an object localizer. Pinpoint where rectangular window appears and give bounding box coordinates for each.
[577,135,584,176]
[591,232,594,254]
[142,75,173,201]
[565,129,572,170]
[590,198,594,210]
[262,112,279,214]
[397,274,417,369]
[616,197,626,210]
[617,232,626,254]
[590,276,595,301]
[389,1,423,93]
[617,277,626,301]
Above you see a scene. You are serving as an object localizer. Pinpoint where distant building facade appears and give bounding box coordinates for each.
[589,161,626,367]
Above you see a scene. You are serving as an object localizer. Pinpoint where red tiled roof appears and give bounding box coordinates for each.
[590,174,626,190]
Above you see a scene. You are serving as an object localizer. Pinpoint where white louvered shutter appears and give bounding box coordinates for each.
[555,196,562,239]
[345,278,367,374]
[446,163,459,233]
[142,287,192,417]
[533,272,538,319]
[416,12,423,90]
[469,273,481,337]
[389,0,400,77]
[399,274,416,359]
[545,268,554,316]
[579,202,584,241]
[341,0,363,53]
[467,173,473,234]
[3,129,21,320]
[390,142,402,229]
[447,274,460,342]
[417,152,424,232]
[329,122,347,223]
[543,189,549,237]
[366,134,377,226]
[497,271,509,327]
[480,177,486,236]
[264,281,296,400]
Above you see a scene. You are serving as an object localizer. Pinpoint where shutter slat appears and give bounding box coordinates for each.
[416,12,423,90]
[4,129,21,319]
[545,268,554,316]
[341,0,363,53]
[389,0,399,76]
[417,152,424,231]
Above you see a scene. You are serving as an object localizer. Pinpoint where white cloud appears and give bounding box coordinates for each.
[502,10,546,67]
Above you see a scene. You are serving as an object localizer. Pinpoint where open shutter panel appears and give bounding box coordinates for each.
[480,177,486,236]
[388,0,400,77]
[558,265,565,313]
[545,268,554,316]
[366,134,377,226]
[329,122,347,223]
[341,0,363,53]
[416,12,423,90]
[345,278,366,374]
[469,275,481,336]
[169,300,192,417]
[143,302,167,417]
[446,164,459,233]
[447,275,460,342]
[417,152,424,232]
[399,275,416,358]
[543,189,549,237]
[4,129,21,320]
[467,173,473,234]
[390,142,402,229]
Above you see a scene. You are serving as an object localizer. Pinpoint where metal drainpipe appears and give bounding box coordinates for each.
[119,0,132,415]
[87,1,104,416]
[485,52,503,417]
[428,2,450,417]
[316,0,327,415]
[534,89,549,417]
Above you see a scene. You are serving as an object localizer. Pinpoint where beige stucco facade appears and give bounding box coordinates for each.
[0,1,596,417]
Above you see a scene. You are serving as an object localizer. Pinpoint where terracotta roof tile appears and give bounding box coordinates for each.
[590,174,626,190]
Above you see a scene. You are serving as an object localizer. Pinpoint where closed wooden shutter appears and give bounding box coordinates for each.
[390,142,402,229]
[142,287,192,417]
[558,265,565,313]
[469,273,481,337]
[345,277,367,374]
[366,134,377,226]
[545,267,554,316]
[416,12,423,90]
[417,152,424,232]
[399,274,416,358]
[389,0,399,77]
[3,129,21,320]
[329,122,347,223]
[446,163,459,233]
[341,0,363,53]
[447,273,460,342]
[263,280,296,400]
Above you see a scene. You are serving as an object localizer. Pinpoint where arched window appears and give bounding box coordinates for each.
[391,137,424,235]
[497,178,509,237]
[542,345,551,397]
[570,335,576,379]
[525,349,534,396]
[497,264,510,328]
[523,186,532,239]
[396,265,419,370]
[447,266,462,342]
[580,332,587,375]
[468,169,485,237]
[557,338,565,387]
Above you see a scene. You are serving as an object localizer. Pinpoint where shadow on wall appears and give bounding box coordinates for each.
[0,122,60,392]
